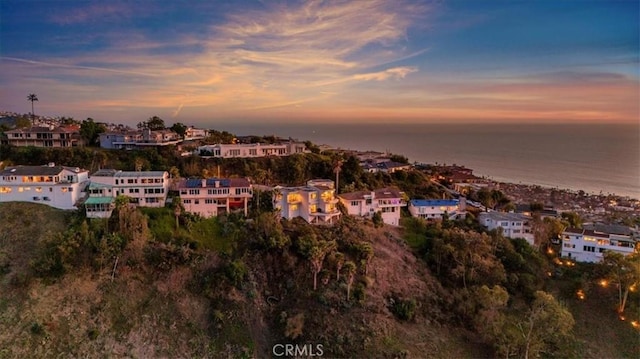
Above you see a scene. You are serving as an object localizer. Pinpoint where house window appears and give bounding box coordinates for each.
[583,246,595,252]
[183,199,192,204]
[351,201,359,206]
[205,199,214,204]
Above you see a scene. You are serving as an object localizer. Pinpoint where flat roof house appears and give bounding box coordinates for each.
[560,227,636,263]
[478,211,535,245]
[338,187,406,226]
[408,198,466,221]
[86,169,169,218]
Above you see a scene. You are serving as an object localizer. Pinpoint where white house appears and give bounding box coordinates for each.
[176,178,252,217]
[99,129,181,149]
[184,127,208,141]
[338,187,406,226]
[0,163,89,210]
[408,199,466,221]
[560,227,637,263]
[273,179,341,224]
[197,141,308,158]
[478,212,535,245]
[88,169,169,212]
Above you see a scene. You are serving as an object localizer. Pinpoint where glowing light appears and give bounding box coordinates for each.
[631,321,639,329]
[547,248,554,255]
[619,315,626,321]
[576,289,585,300]
[599,280,608,288]
[546,271,552,277]
[630,284,637,292]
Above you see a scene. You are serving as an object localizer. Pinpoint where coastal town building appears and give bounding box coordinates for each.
[273,179,341,224]
[4,125,83,147]
[408,198,466,221]
[560,227,637,263]
[338,187,406,226]
[85,169,169,218]
[0,163,89,210]
[176,178,252,217]
[99,129,182,149]
[196,141,308,158]
[478,212,535,245]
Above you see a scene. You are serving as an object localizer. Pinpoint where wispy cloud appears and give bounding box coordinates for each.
[0,56,159,77]
[48,2,134,25]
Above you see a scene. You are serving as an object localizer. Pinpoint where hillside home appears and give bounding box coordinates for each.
[184,127,208,141]
[87,169,169,217]
[176,178,252,217]
[99,129,181,149]
[338,187,406,226]
[478,212,535,245]
[197,141,307,158]
[5,125,83,147]
[409,198,466,221]
[560,227,637,263]
[273,179,341,224]
[0,163,89,210]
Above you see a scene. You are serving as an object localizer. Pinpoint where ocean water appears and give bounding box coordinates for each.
[216,122,640,199]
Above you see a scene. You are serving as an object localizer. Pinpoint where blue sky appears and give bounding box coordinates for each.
[0,0,637,126]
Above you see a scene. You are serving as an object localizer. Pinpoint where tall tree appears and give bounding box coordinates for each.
[516,291,575,359]
[170,122,188,137]
[27,93,38,125]
[344,260,357,300]
[333,159,343,194]
[138,116,165,131]
[80,118,107,146]
[601,252,640,314]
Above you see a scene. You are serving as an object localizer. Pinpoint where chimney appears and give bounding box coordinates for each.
[459,197,467,211]
[201,179,206,188]
[215,180,220,188]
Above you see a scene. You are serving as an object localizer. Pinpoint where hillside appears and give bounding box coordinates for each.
[0,203,637,358]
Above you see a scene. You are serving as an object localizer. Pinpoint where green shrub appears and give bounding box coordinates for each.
[391,297,417,321]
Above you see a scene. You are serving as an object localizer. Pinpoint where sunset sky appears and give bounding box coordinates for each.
[1,0,638,126]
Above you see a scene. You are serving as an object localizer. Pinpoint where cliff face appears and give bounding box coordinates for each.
[1,203,636,359]
[0,203,482,358]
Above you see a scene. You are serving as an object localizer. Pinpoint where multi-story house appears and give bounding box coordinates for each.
[338,187,406,226]
[408,198,466,221]
[99,129,181,149]
[184,127,208,141]
[560,227,637,263]
[0,163,89,209]
[176,178,252,217]
[478,211,535,245]
[5,125,83,147]
[85,169,169,218]
[273,179,341,224]
[197,141,308,158]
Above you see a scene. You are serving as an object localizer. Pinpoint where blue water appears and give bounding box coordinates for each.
[211,122,640,199]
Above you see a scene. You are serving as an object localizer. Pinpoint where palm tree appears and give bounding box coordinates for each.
[27,93,38,125]
[333,159,343,194]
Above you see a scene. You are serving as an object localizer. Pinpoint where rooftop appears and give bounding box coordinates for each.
[339,187,404,201]
[1,164,86,176]
[478,211,530,222]
[91,169,167,178]
[410,199,460,207]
